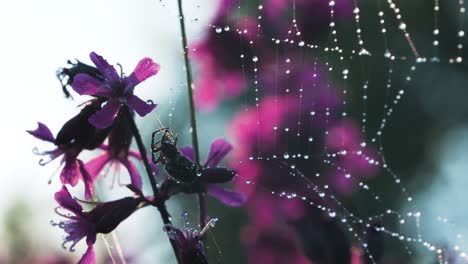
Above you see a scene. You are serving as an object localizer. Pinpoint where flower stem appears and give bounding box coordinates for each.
[176,0,207,231]
[122,107,180,262]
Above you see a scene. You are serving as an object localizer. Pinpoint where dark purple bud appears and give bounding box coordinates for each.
[107,107,134,157]
[87,196,143,234]
[57,59,104,99]
[55,99,111,150]
[199,167,236,184]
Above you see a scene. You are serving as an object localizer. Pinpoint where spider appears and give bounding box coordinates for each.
[151,128,235,184]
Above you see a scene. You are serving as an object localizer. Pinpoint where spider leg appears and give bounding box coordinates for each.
[154,127,170,133]
[151,131,158,148]
[153,157,162,164]
[151,140,161,150]
[152,146,162,164]
[151,128,169,145]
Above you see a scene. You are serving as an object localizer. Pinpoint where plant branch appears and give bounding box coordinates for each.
[177,0,200,163]
[122,107,180,262]
[176,0,207,231]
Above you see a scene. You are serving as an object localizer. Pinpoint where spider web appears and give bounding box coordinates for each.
[160,0,468,263]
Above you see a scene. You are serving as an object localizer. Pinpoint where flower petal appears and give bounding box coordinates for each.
[205,138,232,167]
[89,52,120,84]
[86,233,97,246]
[85,152,111,181]
[128,150,158,179]
[179,146,195,162]
[60,160,81,186]
[126,94,157,117]
[121,158,142,190]
[124,57,160,90]
[71,74,108,96]
[207,184,246,207]
[78,246,96,264]
[88,99,121,129]
[27,122,55,143]
[79,160,95,200]
[54,186,83,215]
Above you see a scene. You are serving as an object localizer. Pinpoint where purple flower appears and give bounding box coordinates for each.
[52,186,143,264]
[85,145,144,190]
[85,111,146,189]
[163,217,219,264]
[175,139,246,206]
[57,59,104,99]
[27,100,110,199]
[71,52,159,128]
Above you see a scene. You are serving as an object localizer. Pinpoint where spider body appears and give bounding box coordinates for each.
[151,128,235,184]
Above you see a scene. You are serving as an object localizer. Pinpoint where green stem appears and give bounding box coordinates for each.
[122,107,180,262]
[177,0,200,163]
[176,0,207,231]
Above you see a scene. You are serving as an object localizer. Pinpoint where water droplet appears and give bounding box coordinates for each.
[399,22,406,30]
[215,27,222,33]
[283,153,290,159]
[252,56,259,62]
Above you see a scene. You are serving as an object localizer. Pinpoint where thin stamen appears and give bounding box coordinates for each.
[200,218,218,236]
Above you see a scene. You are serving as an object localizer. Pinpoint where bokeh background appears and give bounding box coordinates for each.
[1,0,468,263]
